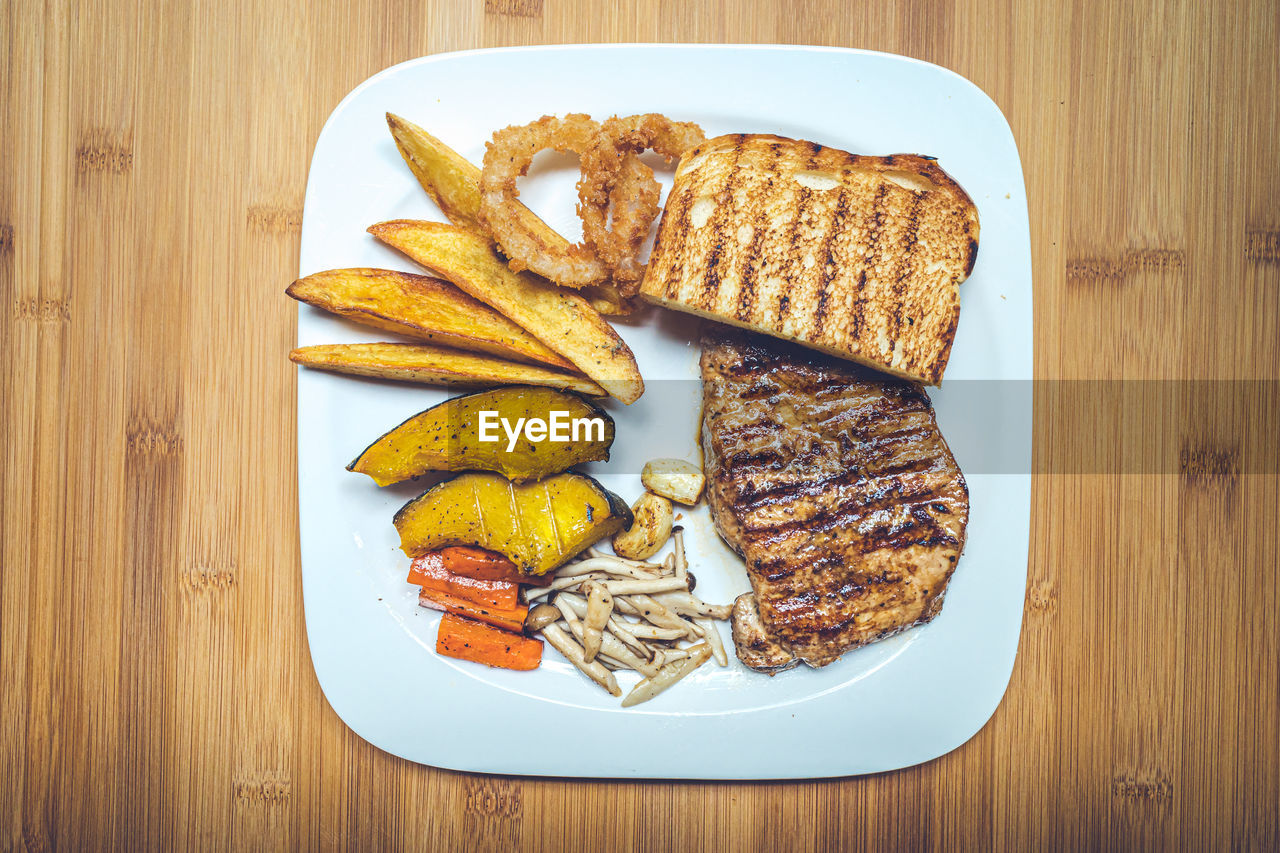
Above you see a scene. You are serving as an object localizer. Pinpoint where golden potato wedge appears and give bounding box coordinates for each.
[287,268,574,370]
[394,471,633,575]
[348,386,614,486]
[288,343,605,395]
[385,113,635,315]
[386,113,485,233]
[368,221,645,404]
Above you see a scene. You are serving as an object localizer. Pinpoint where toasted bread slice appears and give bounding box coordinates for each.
[640,134,979,385]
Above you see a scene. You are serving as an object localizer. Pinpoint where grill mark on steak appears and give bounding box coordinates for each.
[747,497,961,557]
[703,328,969,670]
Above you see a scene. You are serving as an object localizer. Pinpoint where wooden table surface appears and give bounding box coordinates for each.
[3,0,1277,849]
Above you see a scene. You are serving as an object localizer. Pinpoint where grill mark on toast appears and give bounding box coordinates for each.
[736,171,775,321]
[677,151,718,299]
[846,184,887,350]
[647,180,682,297]
[849,271,867,342]
[701,243,724,305]
[778,146,828,333]
[890,192,926,362]
[659,174,695,299]
[813,186,851,339]
[926,297,963,385]
[814,290,832,339]
[667,140,742,301]
[773,182,813,324]
[863,183,888,339]
[699,142,750,310]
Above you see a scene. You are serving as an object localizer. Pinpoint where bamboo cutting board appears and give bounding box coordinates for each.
[1,0,1276,849]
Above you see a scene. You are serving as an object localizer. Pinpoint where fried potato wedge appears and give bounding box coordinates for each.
[394,471,633,576]
[386,113,486,233]
[287,268,574,370]
[348,386,614,486]
[289,343,605,395]
[368,221,645,404]
[385,113,634,315]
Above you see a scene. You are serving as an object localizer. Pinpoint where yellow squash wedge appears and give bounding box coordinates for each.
[393,471,633,576]
[385,113,633,316]
[287,268,574,370]
[368,221,645,404]
[349,386,615,485]
[288,343,605,395]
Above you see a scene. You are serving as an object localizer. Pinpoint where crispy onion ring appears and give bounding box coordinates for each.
[577,154,661,288]
[480,114,611,288]
[579,115,707,292]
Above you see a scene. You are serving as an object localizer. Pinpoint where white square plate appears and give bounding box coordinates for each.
[297,44,1032,779]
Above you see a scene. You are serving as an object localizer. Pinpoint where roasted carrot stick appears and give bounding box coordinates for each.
[436,613,543,671]
[439,545,552,586]
[407,553,519,610]
[418,587,528,633]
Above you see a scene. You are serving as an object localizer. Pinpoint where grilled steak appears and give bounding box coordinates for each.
[730,592,799,673]
[642,134,980,385]
[701,329,969,670]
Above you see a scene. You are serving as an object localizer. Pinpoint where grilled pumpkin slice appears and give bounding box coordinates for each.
[349,386,614,486]
[393,471,632,576]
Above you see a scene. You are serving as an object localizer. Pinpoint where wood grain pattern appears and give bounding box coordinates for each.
[2,0,1277,849]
